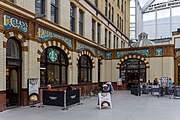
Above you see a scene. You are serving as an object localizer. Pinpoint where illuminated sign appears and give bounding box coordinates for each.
[3,14,28,34]
[37,26,72,48]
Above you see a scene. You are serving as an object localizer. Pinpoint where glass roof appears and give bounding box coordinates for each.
[138,0,169,7]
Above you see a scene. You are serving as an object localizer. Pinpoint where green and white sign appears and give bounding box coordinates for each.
[48,50,58,62]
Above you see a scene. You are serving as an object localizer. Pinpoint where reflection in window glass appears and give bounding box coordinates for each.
[47,65,59,85]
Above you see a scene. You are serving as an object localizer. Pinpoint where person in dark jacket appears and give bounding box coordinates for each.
[66,84,73,91]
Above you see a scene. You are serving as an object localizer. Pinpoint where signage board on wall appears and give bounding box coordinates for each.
[3,14,28,34]
[36,26,72,48]
[98,92,112,109]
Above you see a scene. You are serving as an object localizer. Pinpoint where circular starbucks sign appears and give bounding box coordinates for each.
[48,49,58,62]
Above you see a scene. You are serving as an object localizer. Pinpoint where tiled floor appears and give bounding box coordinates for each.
[0,91,180,120]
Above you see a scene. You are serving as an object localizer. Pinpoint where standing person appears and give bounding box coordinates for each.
[169,78,173,86]
[66,84,73,91]
[153,78,158,85]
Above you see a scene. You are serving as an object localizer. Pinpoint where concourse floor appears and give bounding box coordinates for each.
[0,91,180,120]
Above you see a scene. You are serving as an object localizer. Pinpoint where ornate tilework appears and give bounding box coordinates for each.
[176,50,180,57]
[36,26,72,48]
[76,42,96,54]
[116,49,150,58]
[98,50,103,57]
[3,14,28,34]
[155,48,163,56]
[105,52,112,58]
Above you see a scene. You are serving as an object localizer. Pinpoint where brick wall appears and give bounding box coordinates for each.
[0,91,6,112]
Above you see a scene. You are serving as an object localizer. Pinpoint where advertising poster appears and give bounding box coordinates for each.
[28,78,39,102]
[98,93,112,109]
[160,77,169,87]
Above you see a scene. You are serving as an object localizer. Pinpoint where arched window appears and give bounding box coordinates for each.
[78,55,92,83]
[6,38,21,59]
[40,47,68,87]
[120,58,146,88]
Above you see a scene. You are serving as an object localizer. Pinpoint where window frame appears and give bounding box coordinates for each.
[92,19,96,41]
[51,0,58,23]
[40,47,68,87]
[78,55,92,83]
[79,10,84,36]
[105,29,108,48]
[109,31,111,49]
[35,0,45,15]
[70,3,76,32]
[97,23,101,44]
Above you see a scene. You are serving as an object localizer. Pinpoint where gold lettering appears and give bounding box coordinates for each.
[37,28,44,38]
[10,18,17,27]
[3,15,7,26]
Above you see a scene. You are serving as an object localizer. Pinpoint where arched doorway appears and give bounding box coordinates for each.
[6,38,22,107]
[78,55,92,83]
[40,47,68,87]
[120,58,146,89]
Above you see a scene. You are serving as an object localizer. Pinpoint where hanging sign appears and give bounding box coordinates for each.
[98,92,112,109]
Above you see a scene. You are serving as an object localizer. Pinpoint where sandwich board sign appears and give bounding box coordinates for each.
[28,78,39,104]
[98,92,112,109]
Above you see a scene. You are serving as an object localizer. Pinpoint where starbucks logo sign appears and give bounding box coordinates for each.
[48,50,58,62]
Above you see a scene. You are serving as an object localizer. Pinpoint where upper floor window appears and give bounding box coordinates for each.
[121,0,124,12]
[122,19,123,32]
[109,3,111,20]
[70,3,76,32]
[51,0,58,23]
[92,19,96,41]
[117,0,120,8]
[8,0,15,3]
[35,0,45,15]
[116,37,119,49]
[105,0,108,17]
[105,29,107,48]
[109,31,111,49]
[120,17,121,30]
[117,14,119,28]
[79,10,84,36]
[94,0,98,8]
[114,35,116,49]
[112,7,114,23]
[97,23,101,44]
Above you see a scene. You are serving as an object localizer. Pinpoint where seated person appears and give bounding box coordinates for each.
[66,84,73,91]
[102,84,110,93]
[47,85,52,91]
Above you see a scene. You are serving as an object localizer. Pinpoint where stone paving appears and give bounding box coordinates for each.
[0,91,180,120]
